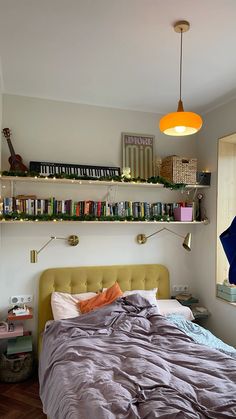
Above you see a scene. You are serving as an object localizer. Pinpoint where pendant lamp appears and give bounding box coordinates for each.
[159,21,203,136]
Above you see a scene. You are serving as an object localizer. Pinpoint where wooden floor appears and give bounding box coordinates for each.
[0,375,46,418]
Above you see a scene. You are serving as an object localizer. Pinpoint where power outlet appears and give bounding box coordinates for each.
[172,285,189,293]
[9,295,33,305]
[182,285,189,293]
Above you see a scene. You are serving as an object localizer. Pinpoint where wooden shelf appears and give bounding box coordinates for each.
[0,323,24,339]
[0,175,210,225]
[0,175,209,189]
[0,220,206,225]
[7,308,33,321]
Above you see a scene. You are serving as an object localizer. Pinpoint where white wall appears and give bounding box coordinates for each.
[1,95,197,170]
[1,94,200,344]
[195,98,236,347]
[0,95,1,168]
[0,83,2,265]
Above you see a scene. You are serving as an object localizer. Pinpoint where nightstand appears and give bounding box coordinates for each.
[6,307,33,356]
[191,306,210,323]
[0,308,34,383]
[173,296,209,323]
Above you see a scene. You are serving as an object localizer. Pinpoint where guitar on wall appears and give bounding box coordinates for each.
[2,128,28,172]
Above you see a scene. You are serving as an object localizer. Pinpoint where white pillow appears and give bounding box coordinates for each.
[157,299,194,321]
[102,287,158,309]
[123,289,159,309]
[51,291,97,320]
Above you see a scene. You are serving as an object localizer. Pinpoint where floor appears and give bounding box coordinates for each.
[0,375,46,418]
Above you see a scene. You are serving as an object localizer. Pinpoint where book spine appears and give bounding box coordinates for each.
[97,201,101,218]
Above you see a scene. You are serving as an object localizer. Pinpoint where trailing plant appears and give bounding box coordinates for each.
[1,171,186,189]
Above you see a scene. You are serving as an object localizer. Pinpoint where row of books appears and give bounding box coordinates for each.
[1,197,192,219]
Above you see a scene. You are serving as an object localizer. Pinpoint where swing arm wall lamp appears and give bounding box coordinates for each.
[30,235,79,263]
[136,228,191,251]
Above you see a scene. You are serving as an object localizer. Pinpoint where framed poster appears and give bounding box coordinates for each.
[122,132,154,179]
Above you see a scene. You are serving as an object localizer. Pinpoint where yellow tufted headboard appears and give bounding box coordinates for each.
[38,264,170,353]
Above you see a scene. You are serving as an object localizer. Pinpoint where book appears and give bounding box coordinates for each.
[177,297,199,306]
[175,293,192,301]
[7,335,33,355]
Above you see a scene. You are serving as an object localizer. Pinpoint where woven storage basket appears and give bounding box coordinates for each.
[0,353,33,383]
[160,156,197,184]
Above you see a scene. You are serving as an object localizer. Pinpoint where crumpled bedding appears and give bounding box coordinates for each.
[39,295,236,419]
[167,314,236,358]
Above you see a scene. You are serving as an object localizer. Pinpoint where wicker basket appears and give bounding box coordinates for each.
[160,155,197,184]
[0,353,33,383]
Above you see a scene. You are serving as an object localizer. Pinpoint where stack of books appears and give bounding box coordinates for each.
[175,294,199,306]
[175,293,192,301]
[7,335,32,356]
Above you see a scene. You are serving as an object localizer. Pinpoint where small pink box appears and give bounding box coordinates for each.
[174,207,193,222]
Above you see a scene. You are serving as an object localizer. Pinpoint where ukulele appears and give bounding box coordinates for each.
[2,128,28,172]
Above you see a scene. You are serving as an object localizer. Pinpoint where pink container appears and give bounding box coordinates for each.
[174,207,193,222]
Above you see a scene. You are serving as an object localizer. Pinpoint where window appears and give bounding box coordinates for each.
[217,133,236,287]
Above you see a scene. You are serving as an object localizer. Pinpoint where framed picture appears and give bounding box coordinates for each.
[122,132,154,179]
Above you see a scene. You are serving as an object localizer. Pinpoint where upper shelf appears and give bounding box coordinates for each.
[7,307,33,321]
[0,220,206,224]
[0,175,209,189]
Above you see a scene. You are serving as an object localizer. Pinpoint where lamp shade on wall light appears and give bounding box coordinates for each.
[182,232,191,251]
[159,21,202,136]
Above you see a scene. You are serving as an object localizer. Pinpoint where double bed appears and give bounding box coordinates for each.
[38,264,236,418]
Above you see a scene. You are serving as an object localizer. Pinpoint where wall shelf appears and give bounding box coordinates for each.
[0,323,24,340]
[0,175,210,224]
[0,220,206,224]
[7,308,33,321]
[0,175,209,189]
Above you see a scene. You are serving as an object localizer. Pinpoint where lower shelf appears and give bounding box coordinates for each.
[7,335,33,355]
[0,323,24,340]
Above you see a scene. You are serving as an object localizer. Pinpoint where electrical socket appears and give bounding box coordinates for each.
[182,285,189,293]
[172,285,189,293]
[9,295,33,305]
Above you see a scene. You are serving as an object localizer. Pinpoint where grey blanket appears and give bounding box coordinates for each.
[39,295,236,418]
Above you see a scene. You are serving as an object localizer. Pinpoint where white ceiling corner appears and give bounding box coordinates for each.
[0,0,236,114]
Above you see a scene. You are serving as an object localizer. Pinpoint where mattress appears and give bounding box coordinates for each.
[158,298,194,321]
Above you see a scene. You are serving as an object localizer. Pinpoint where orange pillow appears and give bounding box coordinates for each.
[78,282,123,314]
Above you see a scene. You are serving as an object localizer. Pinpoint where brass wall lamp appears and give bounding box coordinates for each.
[30,235,79,263]
[136,228,191,251]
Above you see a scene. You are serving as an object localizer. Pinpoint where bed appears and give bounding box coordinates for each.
[38,264,236,418]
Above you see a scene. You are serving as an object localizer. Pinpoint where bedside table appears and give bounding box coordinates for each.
[0,307,34,383]
[173,296,209,323]
[191,306,210,323]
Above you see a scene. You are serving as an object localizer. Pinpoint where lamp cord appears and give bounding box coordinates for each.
[179,28,183,101]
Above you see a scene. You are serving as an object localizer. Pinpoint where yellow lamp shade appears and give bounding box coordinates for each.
[159,111,203,136]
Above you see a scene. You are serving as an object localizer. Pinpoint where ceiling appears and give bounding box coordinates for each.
[0,0,236,114]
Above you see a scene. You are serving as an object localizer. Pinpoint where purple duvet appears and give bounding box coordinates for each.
[39,295,236,418]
